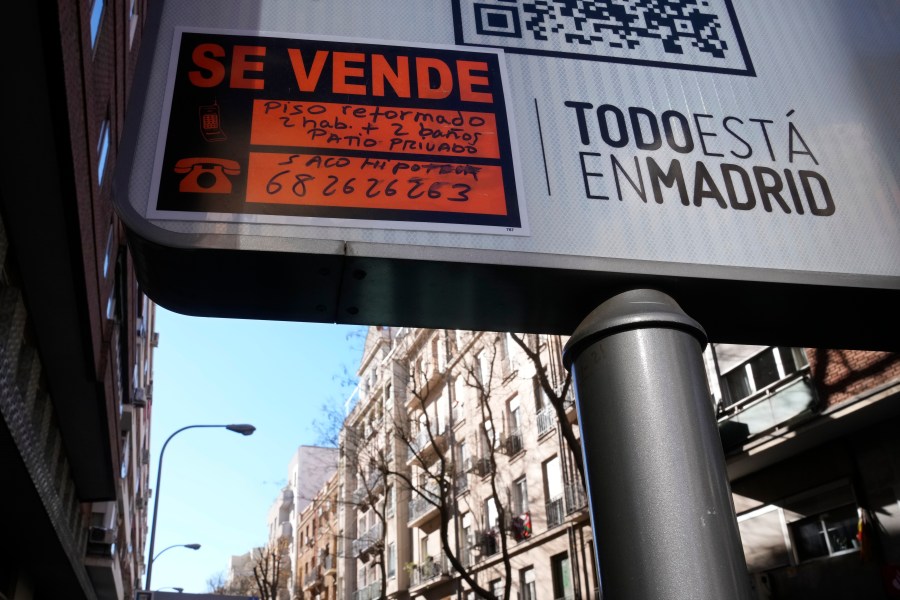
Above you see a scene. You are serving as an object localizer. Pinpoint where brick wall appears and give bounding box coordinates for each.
[806,349,900,407]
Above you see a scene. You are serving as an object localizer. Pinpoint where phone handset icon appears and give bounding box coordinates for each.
[174,157,240,194]
[199,102,227,142]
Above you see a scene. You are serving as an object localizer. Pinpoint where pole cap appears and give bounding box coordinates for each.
[562,289,706,369]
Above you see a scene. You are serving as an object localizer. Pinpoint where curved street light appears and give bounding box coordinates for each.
[152,543,201,566]
[145,424,256,590]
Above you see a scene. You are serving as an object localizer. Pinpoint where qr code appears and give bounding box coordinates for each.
[453,0,753,75]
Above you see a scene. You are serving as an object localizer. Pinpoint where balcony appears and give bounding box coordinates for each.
[409,554,451,590]
[561,388,577,424]
[280,487,294,510]
[84,543,124,600]
[564,483,587,515]
[408,484,441,527]
[351,486,368,506]
[351,522,383,557]
[303,568,322,590]
[406,422,449,465]
[322,553,336,575]
[503,429,524,455]
[470,456,492,477]
[546,495,564,528]
[455,472,469,494]
[536,406,556,437]
[279,521,293,540]
[352,580,383,600]
[718,372,817,452]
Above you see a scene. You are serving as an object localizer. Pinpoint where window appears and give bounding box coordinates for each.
[520,567,537,600]
[483,420,498,451]
[513,476,529,515]
[385,485,394,517]
[462,513,474,566]
[458,440,470,471]
[106,291,116,321]
[791,504,859,561]
[491,579,503,599]
[478,350,490,385]
[736,506,791,572]
[551,553,574,600]
[453,377,466,423]
[89,0,105,47]
[506,396,523,454]
[103,226,114,278]
[97,116,111,184]
[544,456,564,528]
[722,347,808,406]
[485,496,499,530]
[387,542,396,578]
[508,396,522,432]
[128,0,139,46]
[736,481,860,569]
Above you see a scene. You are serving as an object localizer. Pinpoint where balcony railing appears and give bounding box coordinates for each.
[546,495,565,528]
[408,485,441,523]
[322,554,335,573]
[351,580,383,600]
[504,429,523,455]
[565,483,587,514]
[455,472,469,494]
[303,568,321,588]
[406,422,449,462]
[718,372,817,451]
[351,522,383,557]
[409,554,450,588]
[536,406,555,437]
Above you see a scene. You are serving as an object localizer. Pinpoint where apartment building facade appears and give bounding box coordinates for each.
[297,471,341,600]
[332,327,597,600]
[0,1,155,599]
[711,345,900,600]
[289,329,898,600]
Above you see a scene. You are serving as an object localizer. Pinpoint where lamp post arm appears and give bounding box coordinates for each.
[145,424,224,590]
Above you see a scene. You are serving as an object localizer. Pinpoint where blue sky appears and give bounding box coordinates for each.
[146,307,365,593]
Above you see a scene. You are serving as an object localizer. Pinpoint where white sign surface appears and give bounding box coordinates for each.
[122,0,900,287]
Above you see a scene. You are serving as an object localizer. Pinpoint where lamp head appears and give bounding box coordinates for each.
[185,543,201,550]
[226,424,256,436]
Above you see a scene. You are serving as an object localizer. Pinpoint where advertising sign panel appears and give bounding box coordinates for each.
[149,31,525,234]
[116,0,899,348]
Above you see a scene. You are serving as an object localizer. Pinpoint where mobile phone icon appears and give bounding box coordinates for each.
[199,102,227,142]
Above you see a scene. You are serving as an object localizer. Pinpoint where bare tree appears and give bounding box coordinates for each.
[253,538,290,600]
[510,333,585,489]
[316,327,587,600]
[208,539,290,600]
[385,332,519,600]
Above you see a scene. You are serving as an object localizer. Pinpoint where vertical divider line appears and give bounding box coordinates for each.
[533,98,551,196]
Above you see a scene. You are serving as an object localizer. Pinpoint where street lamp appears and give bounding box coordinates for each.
[151,543,201,567]
[156,587,185,594]
[145,424,256,590]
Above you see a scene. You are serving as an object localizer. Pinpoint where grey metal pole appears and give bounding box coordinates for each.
[562,289,752,600]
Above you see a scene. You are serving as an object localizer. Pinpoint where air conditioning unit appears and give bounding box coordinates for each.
[132,387,147,407]
[471,458,491,476]
[89,526,116,545]
[151,332,159,347]
[120,404,134,433]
